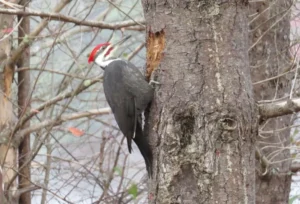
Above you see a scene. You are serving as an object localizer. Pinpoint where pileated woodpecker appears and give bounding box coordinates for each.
[88,36,153,176]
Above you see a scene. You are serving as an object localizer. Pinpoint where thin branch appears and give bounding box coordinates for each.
[0,107,111,148]
[0,7,145,29]
[18,76,102,130]
[127,43,145,61]
[0,17,22,42]
[30,5,114,55]
[248,3,292,51]
[106,0,144,27]
[252,67,295,85]
[16,67,92,80]
[260,123,300,134]
[12,185,41,200]
[19,108,111,137]
[8,0,72,65]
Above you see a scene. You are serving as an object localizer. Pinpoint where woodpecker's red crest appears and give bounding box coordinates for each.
[88,43,113,63]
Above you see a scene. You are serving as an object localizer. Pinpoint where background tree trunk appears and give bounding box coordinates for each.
[0,1,18,203]
[142,1,257,203]
[249,1,292,203]
[17,0,31,203]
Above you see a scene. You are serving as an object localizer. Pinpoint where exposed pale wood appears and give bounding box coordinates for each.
[0,1,18,203]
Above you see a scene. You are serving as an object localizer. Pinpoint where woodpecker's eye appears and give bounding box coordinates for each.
[99,46,108,52]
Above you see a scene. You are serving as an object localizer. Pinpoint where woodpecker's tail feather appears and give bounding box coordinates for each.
[126,136,133,154]
[133,121,153,177]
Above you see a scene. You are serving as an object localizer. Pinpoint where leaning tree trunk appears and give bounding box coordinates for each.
[0,1,18,203]
[142,1,257,203]
[249,1,292,203]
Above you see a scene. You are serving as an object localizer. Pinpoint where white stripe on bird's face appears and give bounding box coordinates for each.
[95,57,121,68]
[95,43,126,68]
[94,43,114,68]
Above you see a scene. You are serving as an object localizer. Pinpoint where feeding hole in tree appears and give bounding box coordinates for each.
[174,111,195,148]
[145,29,165,81]
[219,117,237,131]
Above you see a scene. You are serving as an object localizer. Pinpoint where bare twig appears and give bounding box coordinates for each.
[127,43,145,61]
[8,0,72,65]
[0,7,145,30]
[16,108,111,141]
[18,76,102,130]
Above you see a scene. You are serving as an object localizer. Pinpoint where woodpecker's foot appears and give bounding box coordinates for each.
[149,80,160,86]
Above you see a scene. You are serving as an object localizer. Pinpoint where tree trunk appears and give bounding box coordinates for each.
[0,1,18,203]
[142,1,257,203]
[17,0,31,203]
[249,1,292,203]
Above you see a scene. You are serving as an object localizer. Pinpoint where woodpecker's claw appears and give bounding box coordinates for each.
[149,80,160,86]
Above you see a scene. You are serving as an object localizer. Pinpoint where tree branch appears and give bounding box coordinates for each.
[8,0,72,65]
[12,185,40,202]
[18,77,102,130]
[19,108,111,136]
[259,98,300,119]
[9,108,110,147]
[0,108,111,147]
[291,163,300,173]
[0,7,145,29]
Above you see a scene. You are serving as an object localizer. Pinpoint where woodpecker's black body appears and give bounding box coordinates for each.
[103,59,153,176]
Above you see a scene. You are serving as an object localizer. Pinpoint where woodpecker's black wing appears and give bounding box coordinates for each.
[121,61,154,114]
[103,60,136,152]
[103,60,153,176]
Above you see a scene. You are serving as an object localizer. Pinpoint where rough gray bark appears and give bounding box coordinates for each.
[142,1,257,203]
[249,1,292,203]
